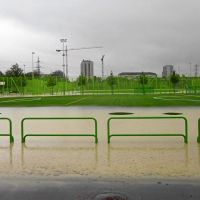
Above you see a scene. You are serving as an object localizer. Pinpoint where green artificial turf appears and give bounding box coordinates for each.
[0,94,199,107]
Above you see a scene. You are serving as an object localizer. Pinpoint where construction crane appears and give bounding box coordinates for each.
[56,40,102,79]
[101,55,105,79]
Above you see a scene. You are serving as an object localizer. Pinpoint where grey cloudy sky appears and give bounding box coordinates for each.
[0,0,200,77]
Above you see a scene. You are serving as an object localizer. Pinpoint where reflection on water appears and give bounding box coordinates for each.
[0,143,13,169]
[0,106,199,178]
[21,143,98,176]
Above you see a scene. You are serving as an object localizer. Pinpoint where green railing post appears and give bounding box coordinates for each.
[107,116,188,143]
[21,117,98,143]
[107,118,111,144]
[197,118,200,143]
[0,118,14,143]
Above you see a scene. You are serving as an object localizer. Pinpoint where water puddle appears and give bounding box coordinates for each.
[0,106,199,179]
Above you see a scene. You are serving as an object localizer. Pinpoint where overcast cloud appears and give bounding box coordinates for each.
[0,0,200,77]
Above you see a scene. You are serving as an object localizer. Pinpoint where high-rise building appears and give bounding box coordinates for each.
[80,60,94,78]
[162,65,174,78]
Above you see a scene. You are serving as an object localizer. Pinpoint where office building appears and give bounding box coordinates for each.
[162,65,174,78]
[81,60,94,78]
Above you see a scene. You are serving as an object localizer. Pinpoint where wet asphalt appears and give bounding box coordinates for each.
[0,177,200,200]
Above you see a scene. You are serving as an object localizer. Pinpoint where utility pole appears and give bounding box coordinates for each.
[194,64,199,77]
[32,52,35,79]
[36,57,41,76]
[101,55,105,79]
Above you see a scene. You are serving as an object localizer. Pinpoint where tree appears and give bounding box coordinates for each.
[170,71,180,93]
[139,72,148,94]
[51,70,65,77]
[107,71,116,94]
[77,74,86,95]
[5,63,23,77]
[47,75,57,95]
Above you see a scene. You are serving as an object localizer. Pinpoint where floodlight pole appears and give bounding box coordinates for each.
[60,39,67,78]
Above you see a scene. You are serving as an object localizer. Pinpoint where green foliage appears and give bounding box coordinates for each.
[47,75,57,95]
[5,63,23,77]
[106,71,116,94]
[139,72,148,85]
[77,75,86,94]
[170,71,180,92]
[138,72,148,94]
[51,70,65,77]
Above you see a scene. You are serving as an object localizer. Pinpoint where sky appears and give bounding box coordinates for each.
[0,0,200,78]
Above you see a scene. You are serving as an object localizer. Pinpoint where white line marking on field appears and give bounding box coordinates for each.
[153,96,200,102]
[0,98,42,103]
[66,97,88,106]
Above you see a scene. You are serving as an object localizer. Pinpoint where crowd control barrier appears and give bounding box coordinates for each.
[0,118,14,143]
[21,117,98,143]
[197,118,200,143]
[107,116,188,143]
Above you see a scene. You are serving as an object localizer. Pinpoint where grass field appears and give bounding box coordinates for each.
[0,94,199,107]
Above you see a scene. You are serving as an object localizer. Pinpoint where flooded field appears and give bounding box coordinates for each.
[0,106,200,179]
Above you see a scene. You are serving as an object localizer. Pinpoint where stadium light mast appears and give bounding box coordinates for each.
[56,39,67,78]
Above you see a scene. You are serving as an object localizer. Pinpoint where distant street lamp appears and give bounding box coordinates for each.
[32,52,35,79]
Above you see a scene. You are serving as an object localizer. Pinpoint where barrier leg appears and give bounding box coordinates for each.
[197,119,200,143]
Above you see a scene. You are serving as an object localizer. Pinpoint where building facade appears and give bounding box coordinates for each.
[80,60,94,78]
[162,65,174,78]
[118,72,157,79]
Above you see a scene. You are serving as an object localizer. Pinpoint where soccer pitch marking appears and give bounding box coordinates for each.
[0,97,42,103]
[153,95,200,102]
[65,97,88,106]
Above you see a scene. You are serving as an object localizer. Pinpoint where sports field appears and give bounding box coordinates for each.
[0,94,199,106]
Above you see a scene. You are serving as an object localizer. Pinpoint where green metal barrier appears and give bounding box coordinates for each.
[21,117,98,143]
[0,118,14,143]
[107,116,188,143]
[197,118,200,143]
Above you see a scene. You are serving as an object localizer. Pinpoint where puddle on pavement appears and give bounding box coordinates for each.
[0,106,200,179]
[163,112,183,115]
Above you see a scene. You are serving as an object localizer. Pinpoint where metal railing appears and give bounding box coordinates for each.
[107,116,188,143]
[21,117,98,143]
[197,118,200,143]
[0,118,14,143]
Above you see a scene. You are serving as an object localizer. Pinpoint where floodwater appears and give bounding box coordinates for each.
[0,106,200,179]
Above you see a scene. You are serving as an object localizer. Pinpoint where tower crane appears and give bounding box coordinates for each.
[56,40,102,79]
